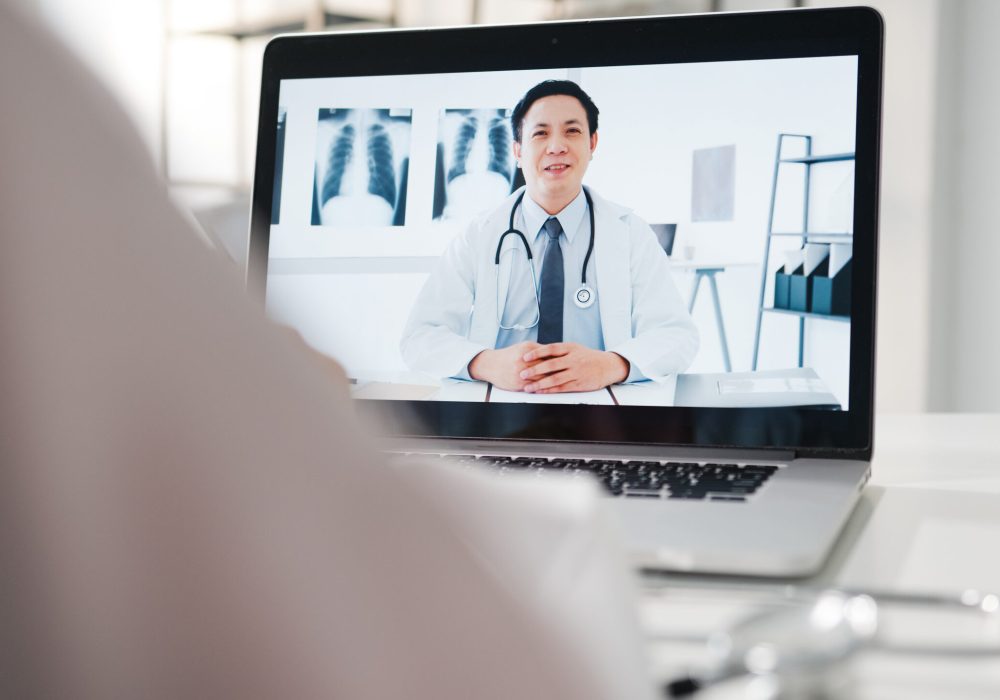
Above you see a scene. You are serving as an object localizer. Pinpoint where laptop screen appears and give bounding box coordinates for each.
[250,10,882,452]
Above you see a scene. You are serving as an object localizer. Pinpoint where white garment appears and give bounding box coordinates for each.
[401,186,699,381]
[493,189,607,356]
[0,5,656,700]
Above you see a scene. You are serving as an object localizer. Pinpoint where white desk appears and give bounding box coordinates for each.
[639,414,1000,698]
[351,368,841,408]
[674,367,840,408]
[350,372,680,405]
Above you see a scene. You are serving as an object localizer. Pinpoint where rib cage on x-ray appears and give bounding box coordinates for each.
[320,123,397,209]
[312,108,411,227]
[447,116,478,183]
[447,115,511,185]
[433,109,516,221]
[321,123,355,205]
[366,123,396,208]
[271,109,286,225]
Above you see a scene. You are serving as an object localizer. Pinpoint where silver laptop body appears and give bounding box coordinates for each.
[248,7,884,577]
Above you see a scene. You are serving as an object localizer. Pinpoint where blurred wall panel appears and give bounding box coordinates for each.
[35,0,164,163]
[166,35,240,184]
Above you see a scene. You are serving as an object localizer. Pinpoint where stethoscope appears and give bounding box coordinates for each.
[494,188,596,331]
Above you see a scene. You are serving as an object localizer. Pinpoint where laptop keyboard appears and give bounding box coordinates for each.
[406,454,778,502]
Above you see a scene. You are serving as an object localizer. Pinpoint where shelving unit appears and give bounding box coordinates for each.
[751,133,854,370]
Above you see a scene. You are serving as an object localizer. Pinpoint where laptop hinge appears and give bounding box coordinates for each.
[380,437,797,463]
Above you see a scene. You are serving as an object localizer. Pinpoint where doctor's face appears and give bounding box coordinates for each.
[513,95,598,213]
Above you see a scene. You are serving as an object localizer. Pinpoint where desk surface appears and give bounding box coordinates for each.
[351,368,837,408]
[640,414,1000,698]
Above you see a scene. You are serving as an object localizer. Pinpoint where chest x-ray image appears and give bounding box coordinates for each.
[432,108,518,221]
[311,108,412,227]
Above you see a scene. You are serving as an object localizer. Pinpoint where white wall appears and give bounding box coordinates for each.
[803,0,939,414]
[808,0,1000,414]
[928,0,1000,411]
[32,0,164,164]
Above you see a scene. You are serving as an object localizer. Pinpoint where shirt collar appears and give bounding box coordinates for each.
[522,188,588,245]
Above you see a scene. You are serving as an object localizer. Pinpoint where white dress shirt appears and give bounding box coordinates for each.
[490,189,647,381]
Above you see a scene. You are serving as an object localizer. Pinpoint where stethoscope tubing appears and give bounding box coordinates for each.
[494,188,597,331]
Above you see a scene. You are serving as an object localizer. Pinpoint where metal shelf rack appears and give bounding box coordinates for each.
[751,133,854,370]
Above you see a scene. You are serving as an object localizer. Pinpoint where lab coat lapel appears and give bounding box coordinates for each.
[468,190,524,347]
[494,236,522,329]
[591,189,632,350]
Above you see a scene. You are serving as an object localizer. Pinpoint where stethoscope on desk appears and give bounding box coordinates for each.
[656,583,1000,698]
[494,187,596,331]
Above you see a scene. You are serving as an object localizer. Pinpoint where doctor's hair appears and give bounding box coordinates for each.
[510,80,599,143]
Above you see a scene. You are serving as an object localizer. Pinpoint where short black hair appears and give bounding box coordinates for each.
[510,80,599,143]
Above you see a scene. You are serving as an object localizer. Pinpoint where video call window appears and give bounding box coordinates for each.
[265,57,858,410]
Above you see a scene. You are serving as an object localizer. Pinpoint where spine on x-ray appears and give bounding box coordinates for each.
[321,123,355,204]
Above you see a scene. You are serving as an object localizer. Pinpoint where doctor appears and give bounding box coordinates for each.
[401,80,698,393]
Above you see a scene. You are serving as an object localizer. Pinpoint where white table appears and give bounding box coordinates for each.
[351,368,841,408]
[639,414,1000,698]
[350,371,681,405]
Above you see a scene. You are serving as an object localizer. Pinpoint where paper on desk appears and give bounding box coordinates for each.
[490,387,615,404]
[803,243,830,275]
[718,377,828,394]
[829,243,852,277]
[431,378,489,402]
[611,376,677,406]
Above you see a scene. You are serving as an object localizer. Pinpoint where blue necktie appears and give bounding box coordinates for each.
[537,217,564,344]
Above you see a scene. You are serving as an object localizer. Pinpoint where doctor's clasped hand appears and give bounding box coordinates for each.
[401,79,699,392]
[521,343,629,393]
[468,341,542,391]
[469,341,630,393]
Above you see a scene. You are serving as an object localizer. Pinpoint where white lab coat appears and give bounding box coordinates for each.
[401,187,699,381]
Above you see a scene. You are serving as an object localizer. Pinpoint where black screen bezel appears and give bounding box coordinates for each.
[247,7,883,459]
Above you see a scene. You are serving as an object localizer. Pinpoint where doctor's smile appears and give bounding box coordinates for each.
[401,79,699,393]
[514,94,597,215]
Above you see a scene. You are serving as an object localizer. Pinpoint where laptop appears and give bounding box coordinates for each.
[247,7,883,577]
